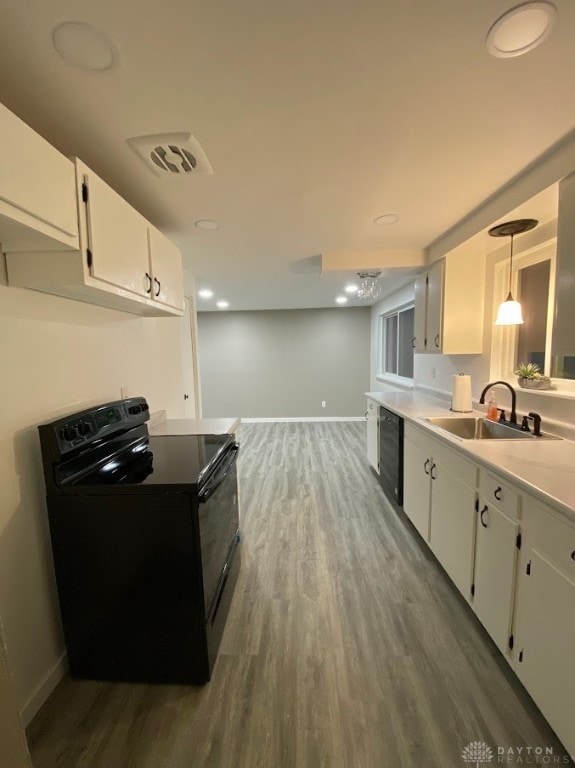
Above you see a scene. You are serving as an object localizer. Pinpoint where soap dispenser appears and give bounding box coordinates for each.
[486,394,498,421]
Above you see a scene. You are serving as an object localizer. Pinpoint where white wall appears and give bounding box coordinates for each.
[0,260,189,722]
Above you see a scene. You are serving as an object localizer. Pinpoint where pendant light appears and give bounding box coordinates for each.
[489,218,538,326]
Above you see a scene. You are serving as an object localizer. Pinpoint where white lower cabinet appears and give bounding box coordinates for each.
[429,459,477,599]
[366,399,379,473]
[513,498,575,757]
[403,424,575,757]
[517,552,575,757]
[473,501,519,654]
[403,437,431,539]
[404,424,477,595]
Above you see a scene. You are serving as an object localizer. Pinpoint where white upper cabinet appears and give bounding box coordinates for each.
[413,273,428,352]
[426,259,444,352]
[413,249,485,355]
[79,161,151,299]
[148,226,185,311]
[0,101,78,252]
[7,158,184,317]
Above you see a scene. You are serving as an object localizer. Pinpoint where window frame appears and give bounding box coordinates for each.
[377,302,415,387]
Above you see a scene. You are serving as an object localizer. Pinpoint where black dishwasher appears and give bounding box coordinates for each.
[378,406,404,506]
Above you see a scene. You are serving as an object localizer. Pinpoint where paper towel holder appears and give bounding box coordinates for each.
[450,373,473,413]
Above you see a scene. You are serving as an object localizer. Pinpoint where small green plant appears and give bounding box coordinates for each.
[515,362,544,379]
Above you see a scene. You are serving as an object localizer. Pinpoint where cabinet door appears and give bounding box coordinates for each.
[473,502,519,653]
[81,165,151,298]
[366,400,379,473]
[0,101,78,245]
[413,272,428,352]
[403,438,431,540]
[426,259,444,353]
[148,227,185,310]
[518,551,575,757]
[429,460,476,598]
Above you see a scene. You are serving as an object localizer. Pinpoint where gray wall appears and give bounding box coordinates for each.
[198,308,371,418]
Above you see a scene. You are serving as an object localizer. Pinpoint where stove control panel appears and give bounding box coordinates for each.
[54,398,149,453]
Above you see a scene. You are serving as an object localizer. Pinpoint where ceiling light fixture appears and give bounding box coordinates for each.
[344,284,358,294]
[216,300,229,309]
[194,219,219,230]
[486,2,557,59]
[490,218,538,326]
[52,22,117,72]
[373,213,399,226]
[336,296,348,304]
[198,289,214,299]
[356,271,383,301]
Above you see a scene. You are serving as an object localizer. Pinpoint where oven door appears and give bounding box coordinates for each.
[197,443,240,619]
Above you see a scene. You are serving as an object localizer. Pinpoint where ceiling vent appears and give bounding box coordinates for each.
[127,132,213,177]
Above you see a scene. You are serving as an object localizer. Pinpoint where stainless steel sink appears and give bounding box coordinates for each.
[425,416,561,441]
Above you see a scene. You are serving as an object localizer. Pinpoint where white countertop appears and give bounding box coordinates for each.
[149,416,241,436]
[366,391,575,524]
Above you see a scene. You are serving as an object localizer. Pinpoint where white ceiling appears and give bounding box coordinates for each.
[0,0,573,309]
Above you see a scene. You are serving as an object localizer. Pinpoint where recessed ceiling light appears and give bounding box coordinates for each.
[374,213,400,226]
[194,219,219,230]
[216,300,229,309]
[198,289,213,299]
[486,2,556,58]
[52,22,117,72]
[345,284,358,293]
[336,296,348,304]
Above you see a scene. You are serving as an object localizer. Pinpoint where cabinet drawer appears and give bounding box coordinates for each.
[432,440,477,489]
[404,423,436,456]
[523,497,575,575]
[404,424,477,488]
[479,470,520,519]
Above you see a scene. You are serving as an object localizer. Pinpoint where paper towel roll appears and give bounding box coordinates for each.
[451,374,472,413]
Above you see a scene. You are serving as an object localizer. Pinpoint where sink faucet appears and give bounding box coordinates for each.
[479,381,517,424]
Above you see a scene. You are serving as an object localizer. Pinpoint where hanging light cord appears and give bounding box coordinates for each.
[508,233,514,294]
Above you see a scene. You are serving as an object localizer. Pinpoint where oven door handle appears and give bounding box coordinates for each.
[198,444,239,503]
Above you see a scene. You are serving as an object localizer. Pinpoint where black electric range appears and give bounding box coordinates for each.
[39,397,241,685]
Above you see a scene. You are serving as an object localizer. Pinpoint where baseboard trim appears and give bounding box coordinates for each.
[21,652,67,727]
[242,417,365,423]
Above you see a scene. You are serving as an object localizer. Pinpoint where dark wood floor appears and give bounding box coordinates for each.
[27,422,570,767]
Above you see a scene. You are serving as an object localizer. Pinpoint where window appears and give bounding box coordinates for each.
[379,305,415,380]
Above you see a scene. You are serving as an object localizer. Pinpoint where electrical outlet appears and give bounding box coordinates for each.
[120,385,129,400]
[431,366,436,380]
[321,401,326,408]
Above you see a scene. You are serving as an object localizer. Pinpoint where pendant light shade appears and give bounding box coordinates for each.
[495,293,524,325]
[489,218,538,326]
